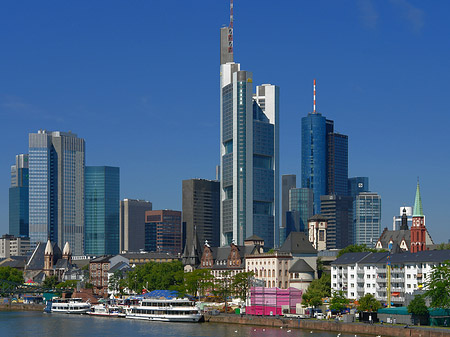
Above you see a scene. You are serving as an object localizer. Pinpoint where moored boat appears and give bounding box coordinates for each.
[88,304,125,318]
[44,297,91,314]
[125,298,202,322]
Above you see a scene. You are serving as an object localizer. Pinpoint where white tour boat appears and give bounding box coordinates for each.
[88,304,125,318]
[45,297,91,314]
[125,298,202,322]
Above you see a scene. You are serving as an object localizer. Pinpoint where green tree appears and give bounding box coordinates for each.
[232,271,254,302]
[56,280,78,289]
[108,270,125,295]
[302,273,331,308]
[437,243,450,250]
[408,294,428,316]
[425,260,450,309]
[0,266,23,284]
[42,275,59,289]
[337,244,383,258]
[358,293,381,312]
[329,290,349,312]
[214,271,233,312]
[181,269,214,298]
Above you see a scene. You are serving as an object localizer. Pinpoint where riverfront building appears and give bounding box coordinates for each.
[85,166,120,256]
[28,130,85,256]
[9,154,29,237]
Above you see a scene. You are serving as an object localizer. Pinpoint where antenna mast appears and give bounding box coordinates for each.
[228,0,233,54]
[313,79,316,113]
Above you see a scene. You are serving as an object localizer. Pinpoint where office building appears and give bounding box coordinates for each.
[282,175,296,229]
[9,154,29,237]
[0,234,30,258]
[327,133,348,196]
[320,195,353,249]
[182,179,220,249]
[354,192,381,246]
[219,14,279,247]
[145,210,182,256]
[119,199,152,253]
[288,188,313,234]
[28,130,85,255]
[393,206,413,231]
[85,166,120,255]
[348,177,369,199]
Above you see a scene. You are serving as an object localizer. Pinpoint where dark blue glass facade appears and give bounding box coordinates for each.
[348,177,369,199]
[85,166,120,255]
[327,133,348,196]
[9,186,29,237]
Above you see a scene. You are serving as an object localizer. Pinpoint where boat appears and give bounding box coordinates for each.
[44,297,91,314]
[88,304,126,318]
[125,298,202,322]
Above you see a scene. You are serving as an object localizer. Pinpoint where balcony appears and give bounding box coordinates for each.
[391,277,405,282]
[391,287,404,292]
[357,287,364,292]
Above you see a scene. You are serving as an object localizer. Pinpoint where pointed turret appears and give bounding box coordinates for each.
[45,239,53,255]
[413,180,424,217]
[62,242,71,262]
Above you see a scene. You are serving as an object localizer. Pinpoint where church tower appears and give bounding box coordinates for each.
[410,181,426,253]
[44,239,54,276]
[62,241,71,263]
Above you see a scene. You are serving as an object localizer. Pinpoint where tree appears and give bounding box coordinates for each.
[42,275,59,289]
[181,269,214,298]
[214,271,233,312]
[0,266,23,284]
[337,244,381,258]
[425,260,450,309]
[408,294,428,316]
[232,271,254,302]
[437,243,450,250]
[358,293,381,312]
[56,280,78,289]
[329,290,349,312]
[109,270,125,295]
[302,273,331,308]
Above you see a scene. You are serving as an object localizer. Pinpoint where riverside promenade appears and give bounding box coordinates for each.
[204,314,450,337]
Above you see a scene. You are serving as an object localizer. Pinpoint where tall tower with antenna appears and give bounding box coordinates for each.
[220,0,234,65]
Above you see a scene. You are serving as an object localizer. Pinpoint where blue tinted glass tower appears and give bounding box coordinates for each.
[85,166,120,255]
[348,177,369,199]
[288,188,313,234]
[327,133,348,196]
[9,154,29,237]
[219,23,279,247]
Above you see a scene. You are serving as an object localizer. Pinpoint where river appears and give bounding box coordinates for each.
[0,311,375,337]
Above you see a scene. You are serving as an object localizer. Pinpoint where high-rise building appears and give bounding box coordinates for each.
[327,133,348,196]
[348,177,369,199]
[281,175,296,228]
[9,154,29,237]
[119,199,152,252]
[145,210,182,255]
[354,192,381,246]
[320,195,353,249]
[85,166,120,255]
[28,130,85,255]
[219,12,279,247]
[288,188,313,234]
[182,179,220,249]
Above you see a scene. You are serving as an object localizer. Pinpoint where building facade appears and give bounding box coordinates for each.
[0,234,30,258]
[9,154,29,237]
[28,130,85,255]
[320,194,353,249]
[145,210,182,256]
[85,166,120,255]
[288,188,313,234]
[354,192,382,246]
[348,177,369,199]
[119,199,152,253]
[281,174,296,229]
[219,21,279,248]
[327,133,348,196]
[182,179,220,248]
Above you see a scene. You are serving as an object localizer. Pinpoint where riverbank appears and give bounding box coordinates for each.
[204,314,450,337]
[0,303,44,311]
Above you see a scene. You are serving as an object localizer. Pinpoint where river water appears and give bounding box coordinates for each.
[0,311,369,337]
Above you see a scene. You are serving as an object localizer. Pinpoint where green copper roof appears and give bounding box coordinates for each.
[413,180,424,217]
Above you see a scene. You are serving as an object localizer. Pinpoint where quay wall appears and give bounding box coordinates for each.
[204,314,450,337]
[0,303,44,311]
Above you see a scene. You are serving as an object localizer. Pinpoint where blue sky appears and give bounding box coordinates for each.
[1,0,449,243]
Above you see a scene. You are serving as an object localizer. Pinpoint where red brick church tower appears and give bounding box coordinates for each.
[410,180,427,253]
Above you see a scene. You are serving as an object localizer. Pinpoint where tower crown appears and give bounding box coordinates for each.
[413,180,424,217]
[44,239,53,255]
[62,241,71,256]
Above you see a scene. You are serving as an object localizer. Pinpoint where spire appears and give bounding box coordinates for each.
[44,239,53,255]
[413,179,424,217]
[313,79,317,113]
[62,241,71,256]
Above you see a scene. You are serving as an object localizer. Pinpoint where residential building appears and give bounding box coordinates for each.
[85,166,120,256]
[119,199,152,253]
[327,133,348,196]
[28,130,85,255]
[89,255,128,297]
[219,17,279,248]
[320,195,353,249]
[354,192,381,246]
[182,178,220,249]
[0,234,30,258]
[331,250,450,306]
[9,154,29,237]
[145,210,182,256]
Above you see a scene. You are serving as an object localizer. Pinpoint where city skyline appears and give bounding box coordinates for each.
[1,1,449,243]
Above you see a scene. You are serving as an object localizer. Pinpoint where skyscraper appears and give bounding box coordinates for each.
[281,175,296,228]
[9,154,29,237]
[288,188,313,233]
[320,194,353,249]
[348,177,369,199]
[145,210,182,255]
[327,133,348,196]
[85,166,120,255]
[354,192,381,246]
[219,8,279,247]
[119,199,152,252]
[28,130,85,255]
[182,179,220,249]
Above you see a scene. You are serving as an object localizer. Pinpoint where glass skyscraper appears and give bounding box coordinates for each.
[29,130,85,255]
[288,188,313,233]
[219,28,279,247]
[348,177,369,199]
[354,192,381,246]
[327,133,348,196]
[9,154,29,237]
[85,166,120,255]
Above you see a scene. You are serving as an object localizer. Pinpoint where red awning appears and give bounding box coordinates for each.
[392,292,400,297]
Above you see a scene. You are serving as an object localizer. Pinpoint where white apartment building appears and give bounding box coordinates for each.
[0,234,30,258]
[331,250,450,306]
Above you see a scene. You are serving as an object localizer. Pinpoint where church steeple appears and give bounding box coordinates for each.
[413,179,424,217]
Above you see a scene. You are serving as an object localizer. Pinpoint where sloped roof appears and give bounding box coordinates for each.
[279,232,317,255]
[378,229,410,249]
[334,250,450,265]
[245,235,264,241]
[0,256,27,269]
[331,252,372,265]
[308,214,329,222]
[109,261,130,273]
[289,259,314,273]
[26,241,62,270]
